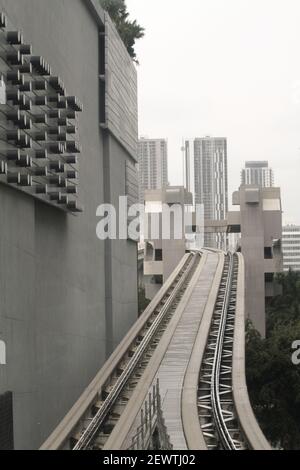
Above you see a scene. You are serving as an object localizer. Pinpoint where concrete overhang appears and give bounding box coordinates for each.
[165,187,193,205]
[245,188,260,204]
[145,187,193,206]
[202,213,242,235]
[227,211,241,233]
[204,219,228,234]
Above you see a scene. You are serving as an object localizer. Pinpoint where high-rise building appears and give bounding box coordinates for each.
[241,161,274,187]
[282,225,300,272]
[138,138,168,203]
[187,137,228,249]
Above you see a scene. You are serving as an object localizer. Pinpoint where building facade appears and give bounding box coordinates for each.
[204,186,283,337]
[231,186,283,337]
[143,186,193,299]
[241,161,274,187]
[0,0,138,449]
[138,138,168,204]
[191,137,228,250]
[282,225,300,271]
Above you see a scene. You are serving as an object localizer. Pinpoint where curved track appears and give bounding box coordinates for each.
[41,249,271,451]
[197,253,246,449]
[183,251,271,451]
[42,252,201,450]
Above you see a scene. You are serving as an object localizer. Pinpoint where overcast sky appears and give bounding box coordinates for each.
[127,0,300,224]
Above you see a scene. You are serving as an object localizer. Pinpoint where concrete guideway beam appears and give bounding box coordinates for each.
[153,251,221,449]
[182,250,225,450]
[41,254,191,450]
[232,253,271,450]
[105,253,208,450]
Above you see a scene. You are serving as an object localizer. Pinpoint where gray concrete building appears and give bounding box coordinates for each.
[0,0,138,449]
[138,137,168,204]
[241,161,274,187]
[143,186,193,299]
[282,225,300,271]
[203,186,283,337]
[187,137,228,250]
[231,186,282,337]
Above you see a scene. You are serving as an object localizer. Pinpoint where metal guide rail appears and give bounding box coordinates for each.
[72,252,200,450]
[197,253,247,450]
[128,380,173,451]
[42,252,201,450]
[73,252,200,450]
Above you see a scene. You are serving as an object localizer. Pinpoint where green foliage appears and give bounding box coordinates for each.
[246,270,300,449]
[267,270,300,331]
[99,0,145,62]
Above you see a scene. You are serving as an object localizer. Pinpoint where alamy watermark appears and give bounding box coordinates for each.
[96,197,204,244]
[0,340,6,365]
[292,340,300,366]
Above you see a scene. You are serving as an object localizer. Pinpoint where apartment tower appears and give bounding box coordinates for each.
[282,225,300,272]
[241,161,274,187]
[189,137,228,249]
[138,138,168,204]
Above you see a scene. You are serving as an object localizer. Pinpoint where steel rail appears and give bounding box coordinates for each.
[73,253,200,450]
[197,253,246,450]
[210,253,237,450]
[41,253,191,450]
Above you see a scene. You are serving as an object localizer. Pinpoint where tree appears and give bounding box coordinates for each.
[267,270,300,332]
[246,270,300,449]
[99,0,145,62]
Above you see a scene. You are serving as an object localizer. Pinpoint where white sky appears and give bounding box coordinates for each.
[127,0,300,224]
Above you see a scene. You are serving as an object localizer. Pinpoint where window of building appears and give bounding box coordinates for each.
[264,247,273,259]
[155,249,163,261]
[265,273,274,283]
[154,275,163,284]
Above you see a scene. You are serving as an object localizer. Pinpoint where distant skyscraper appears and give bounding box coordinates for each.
[138,138,168,203]
[282,225,300,272]
[186,137,228,249]
[241,161,274,187]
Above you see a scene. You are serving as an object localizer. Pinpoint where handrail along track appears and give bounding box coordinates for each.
[47,252,200,450]
[42,249,271,451]
[73,252,200,450]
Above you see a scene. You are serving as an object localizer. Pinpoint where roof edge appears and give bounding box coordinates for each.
[83,0,105,27]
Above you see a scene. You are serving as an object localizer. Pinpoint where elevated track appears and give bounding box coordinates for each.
[41,250,271,451]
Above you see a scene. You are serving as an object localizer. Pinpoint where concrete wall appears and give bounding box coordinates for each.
[143,187,191,284]
[237,186,282,337]
[105,14,138,159]
[104,133,138,354]
[0,0,138,449]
